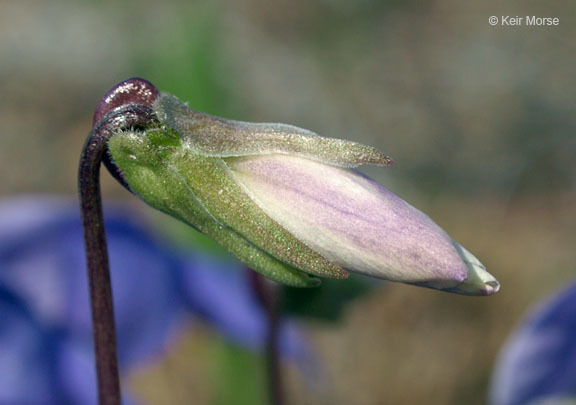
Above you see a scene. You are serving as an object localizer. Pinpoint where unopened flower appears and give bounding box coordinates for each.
[101,78,499,296]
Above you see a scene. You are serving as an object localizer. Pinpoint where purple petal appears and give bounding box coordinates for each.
[56,334,140,405]
[490,279,576,404]
[0,287,60,404]
[227,155,473,288]
[0,196,186,368]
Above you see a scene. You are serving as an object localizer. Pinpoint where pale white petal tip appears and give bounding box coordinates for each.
[450,242,500,296]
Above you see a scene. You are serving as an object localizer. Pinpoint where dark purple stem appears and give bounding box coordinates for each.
[249,270,285,405]
[78,105,157,405]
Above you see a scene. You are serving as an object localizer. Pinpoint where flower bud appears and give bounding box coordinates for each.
[104,86,499,295]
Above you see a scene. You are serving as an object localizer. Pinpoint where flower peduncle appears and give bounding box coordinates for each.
[79,101,159,405]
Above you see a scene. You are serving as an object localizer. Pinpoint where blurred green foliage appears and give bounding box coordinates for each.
[283,274,379,322]
[128,3,232,116]
[213,341,266,405]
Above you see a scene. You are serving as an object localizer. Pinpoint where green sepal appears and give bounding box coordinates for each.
[107,130,328,287]
[154,93,394,167]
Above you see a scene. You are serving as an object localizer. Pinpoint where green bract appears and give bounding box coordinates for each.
[107,93,394,287]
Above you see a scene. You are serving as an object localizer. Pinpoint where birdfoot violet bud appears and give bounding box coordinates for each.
[99,78,500,295]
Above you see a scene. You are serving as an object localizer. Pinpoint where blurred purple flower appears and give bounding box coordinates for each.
[181,254,304,353]
[490,279,576,405]
[0,196,305,404]
[0,286,59,403]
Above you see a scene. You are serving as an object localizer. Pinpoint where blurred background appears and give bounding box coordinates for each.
[1,0,575,404]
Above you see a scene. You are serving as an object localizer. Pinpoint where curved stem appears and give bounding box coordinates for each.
[249,270,285,405]
[79,132,121,405]
[78,106,156,405]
